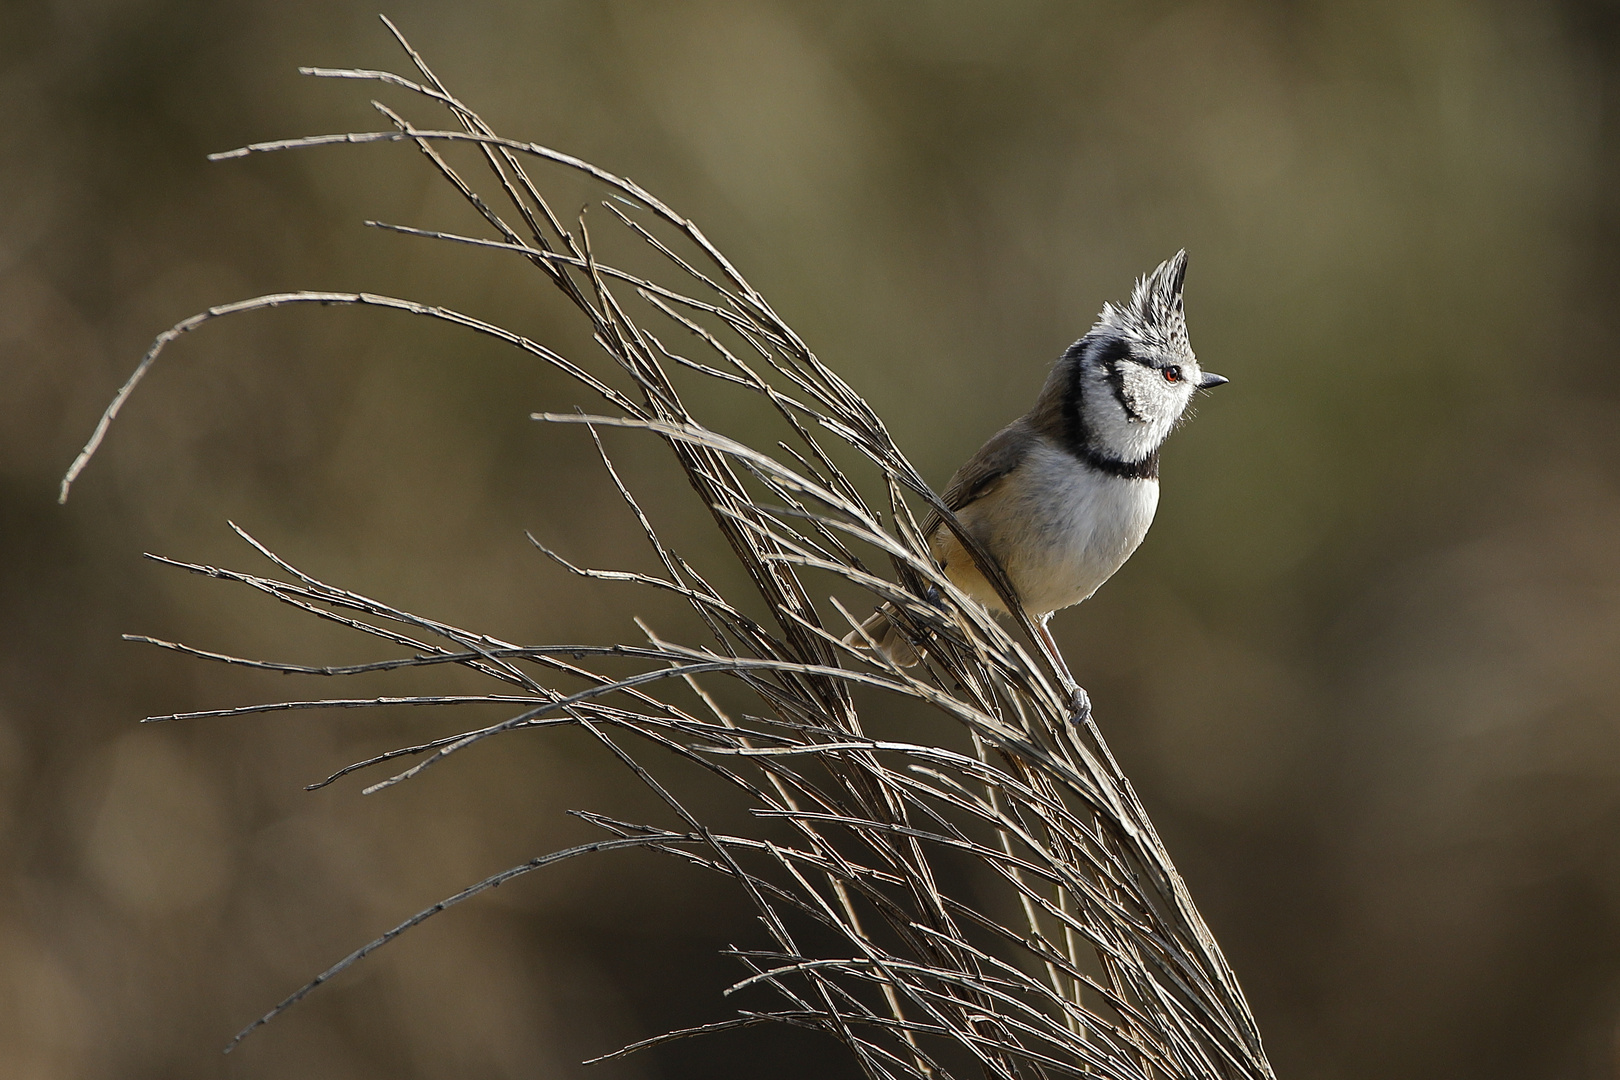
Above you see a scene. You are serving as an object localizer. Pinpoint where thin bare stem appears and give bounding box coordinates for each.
[73,21,1275,1080]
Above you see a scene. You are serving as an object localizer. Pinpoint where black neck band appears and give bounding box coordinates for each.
[1073,444,1160,480]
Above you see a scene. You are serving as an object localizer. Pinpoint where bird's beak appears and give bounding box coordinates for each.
[1196,371,1229,389]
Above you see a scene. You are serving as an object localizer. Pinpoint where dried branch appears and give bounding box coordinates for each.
[65,20,1274,1080]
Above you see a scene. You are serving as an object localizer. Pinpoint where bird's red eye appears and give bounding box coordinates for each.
[1163,366,1182,383]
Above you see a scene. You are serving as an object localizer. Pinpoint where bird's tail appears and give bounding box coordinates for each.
[842,605,923,668]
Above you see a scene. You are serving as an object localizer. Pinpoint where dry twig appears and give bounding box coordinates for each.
[64,19,1274,1080]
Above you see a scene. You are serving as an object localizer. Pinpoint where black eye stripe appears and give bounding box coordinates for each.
[1121,356,1192,378]
[1089,336,1133,367]
[1116,354,1173,371]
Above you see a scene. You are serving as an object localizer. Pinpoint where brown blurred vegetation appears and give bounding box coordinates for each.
[3,0,1620,1077]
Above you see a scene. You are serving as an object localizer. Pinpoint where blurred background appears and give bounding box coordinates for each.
[4,0,1620,1076]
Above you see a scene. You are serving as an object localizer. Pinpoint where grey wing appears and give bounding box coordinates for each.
[923,420,1031,539]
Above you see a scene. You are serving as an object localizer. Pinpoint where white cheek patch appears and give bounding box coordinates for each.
[1118,365,1155,421]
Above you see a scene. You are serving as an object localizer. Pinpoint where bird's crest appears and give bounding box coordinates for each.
[1095,250,1191,359]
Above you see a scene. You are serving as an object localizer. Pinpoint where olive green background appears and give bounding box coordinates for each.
[4,1,1620,1077]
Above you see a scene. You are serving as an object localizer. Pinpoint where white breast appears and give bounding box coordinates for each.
[955,439,1159,616]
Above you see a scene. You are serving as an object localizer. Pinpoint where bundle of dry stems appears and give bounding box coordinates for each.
[61,20,1275,1080]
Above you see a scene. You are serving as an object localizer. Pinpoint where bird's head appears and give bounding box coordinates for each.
[1054,251,1226,465]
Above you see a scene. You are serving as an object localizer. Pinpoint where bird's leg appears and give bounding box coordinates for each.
[1033,613,1091,721]
[1031,613,1074,687]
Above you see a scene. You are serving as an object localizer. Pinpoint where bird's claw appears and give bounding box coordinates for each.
[1068,686,1091,723]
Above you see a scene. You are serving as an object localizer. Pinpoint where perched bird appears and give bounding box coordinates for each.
[850,251,1226,701]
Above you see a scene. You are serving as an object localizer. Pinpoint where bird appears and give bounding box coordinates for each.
[847,250,1226,708]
